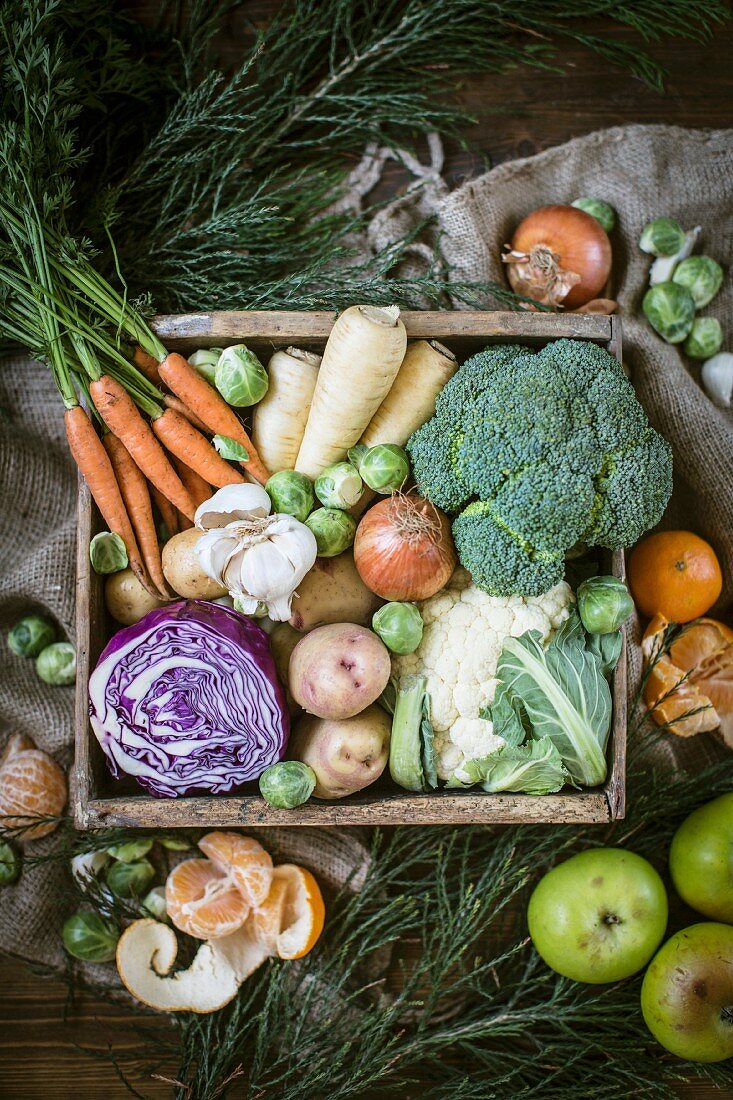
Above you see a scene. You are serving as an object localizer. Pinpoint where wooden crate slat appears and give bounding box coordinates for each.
[74,310,627,828]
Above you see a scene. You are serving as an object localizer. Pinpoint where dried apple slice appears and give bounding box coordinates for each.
[116,919,241,1013]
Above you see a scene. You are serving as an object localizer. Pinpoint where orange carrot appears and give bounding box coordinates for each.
[172,455,213,510]
[163,395,211,435]
[158,352,270,484]
[64,407,150,592]
[133,346,162,387]
[103,435,171,599]
[152,408,246,488]
[150,483,179,540]
[89,375,196,519]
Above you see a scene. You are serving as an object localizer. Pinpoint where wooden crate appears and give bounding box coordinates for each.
[73,311,627,829]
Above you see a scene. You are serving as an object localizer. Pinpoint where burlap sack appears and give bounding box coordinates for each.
[1,124,731,971]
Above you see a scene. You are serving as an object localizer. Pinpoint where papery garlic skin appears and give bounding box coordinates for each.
[195,484,272,530]
[196,507,317,622]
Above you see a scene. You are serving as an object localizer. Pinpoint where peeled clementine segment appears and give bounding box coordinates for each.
[199,831,273,908]
[642,614,732,741]
[273,864,325,960]
[166,858,250,940]
[0,745,67,841]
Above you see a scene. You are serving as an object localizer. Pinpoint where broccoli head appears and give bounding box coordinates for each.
[407,338,673,596]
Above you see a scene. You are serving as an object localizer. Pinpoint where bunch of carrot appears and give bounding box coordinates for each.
[0,203,270,598]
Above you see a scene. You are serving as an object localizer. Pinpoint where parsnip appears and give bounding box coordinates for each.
[295,305,407,479]
[252,347,321,473]
[360,339,457,447]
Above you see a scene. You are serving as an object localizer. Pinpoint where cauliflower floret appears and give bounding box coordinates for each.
[393,572,574,782]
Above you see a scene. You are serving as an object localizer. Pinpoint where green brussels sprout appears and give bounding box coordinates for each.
[305,507,357,557]
[107,839,154,863]
[348,443,410,494]
[571,198,616,234]
[188,347,223,386]
[315,462,363,509]
[141,885,170,922]
[36,641,76,686]
[266,470,315,522]
[158,836,193,851]
[639,217,686,257]
[89,531,128,574]
[577,575,634,635]
[672,255,724,308]
[62,911,119,963]
[215,344,269,406]
[106,857,156,899]
[642,282,696,344]
[372,602,424,655]
[0,841,21,885]
[259,761,316,808]
[683,317,723,360]
[8,615,55,657]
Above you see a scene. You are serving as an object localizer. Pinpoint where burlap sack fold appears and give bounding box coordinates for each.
[1,124,731,972]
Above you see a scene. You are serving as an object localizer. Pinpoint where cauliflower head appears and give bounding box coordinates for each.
[392,568,574,782]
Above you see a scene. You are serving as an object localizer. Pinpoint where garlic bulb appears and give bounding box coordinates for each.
[194,485,317,621]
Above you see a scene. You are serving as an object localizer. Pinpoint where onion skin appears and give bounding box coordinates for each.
[353,494,456,601]
[504,204,612,309]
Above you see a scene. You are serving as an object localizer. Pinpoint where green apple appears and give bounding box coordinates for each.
[527,847,668,984]
[669,793,733,923]
[641,922,733,1062]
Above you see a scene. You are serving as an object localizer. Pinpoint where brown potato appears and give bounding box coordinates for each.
[105,569,168,626]
[289,552,382,632]
[162,529,228,600]
[288,623,391,719]
[269,622,302,714]
[289,706,391,799]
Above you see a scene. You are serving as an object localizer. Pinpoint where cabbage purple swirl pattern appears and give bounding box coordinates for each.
[89,601,289,797]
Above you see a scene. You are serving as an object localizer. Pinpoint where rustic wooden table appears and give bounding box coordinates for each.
[1,5,731,1097]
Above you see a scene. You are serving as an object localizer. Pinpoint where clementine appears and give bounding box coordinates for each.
[166,858,250,940]
[628,531,722,623]
[0,735,67,841]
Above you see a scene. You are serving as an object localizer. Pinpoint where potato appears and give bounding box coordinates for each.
[288,623,391,719]
[269,622,302,714]
[162,529,228,599]
[289,706,391,799]
[105,569,168,626]
[289,552,382,632]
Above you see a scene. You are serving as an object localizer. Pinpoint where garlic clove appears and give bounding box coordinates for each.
[701,352,733,408]
[196,529,241,585]
[649,227,701,286]
[195,484,272,530]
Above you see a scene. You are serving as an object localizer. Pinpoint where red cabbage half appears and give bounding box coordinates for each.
[89,600,289,798]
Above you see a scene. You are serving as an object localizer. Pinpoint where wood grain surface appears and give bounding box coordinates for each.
[3,1,732,1096]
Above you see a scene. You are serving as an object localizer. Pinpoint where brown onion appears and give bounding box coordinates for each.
[502,204,612,309]
[353,493,456,601]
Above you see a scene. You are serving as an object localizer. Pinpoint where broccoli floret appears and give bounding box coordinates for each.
[408,338,673,596]
[453,502,565,597]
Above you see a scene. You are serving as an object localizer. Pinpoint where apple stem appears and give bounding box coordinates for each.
[722,1006,733,1026]
[602,913,622,925]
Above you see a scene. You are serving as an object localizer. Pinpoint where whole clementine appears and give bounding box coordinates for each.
[628,531,722,622]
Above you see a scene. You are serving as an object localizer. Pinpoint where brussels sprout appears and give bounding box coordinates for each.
[683,317,723,360]
[639,217,686,258]
[372,602,424,655]
[36,641,76,686]
[642,282,695,344]
[266,470,315,522]
[348,443,410,494]
[62,911,118,963]
[90,532,128,574]
[106,857,156,899]
[215,344,269,406]
[571,197,616,233]
[107,838,154,863]
[213,434,250,462]
[8,615,55,657]
[315,462,363,509]
[158,836,193,851]
[141,885,170,922]
[577,576,634,635]
[672,255,724,308]
[305,507,356,557]
[0,841,21,885]
[259,761,316,808]
[188,347,223,386]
